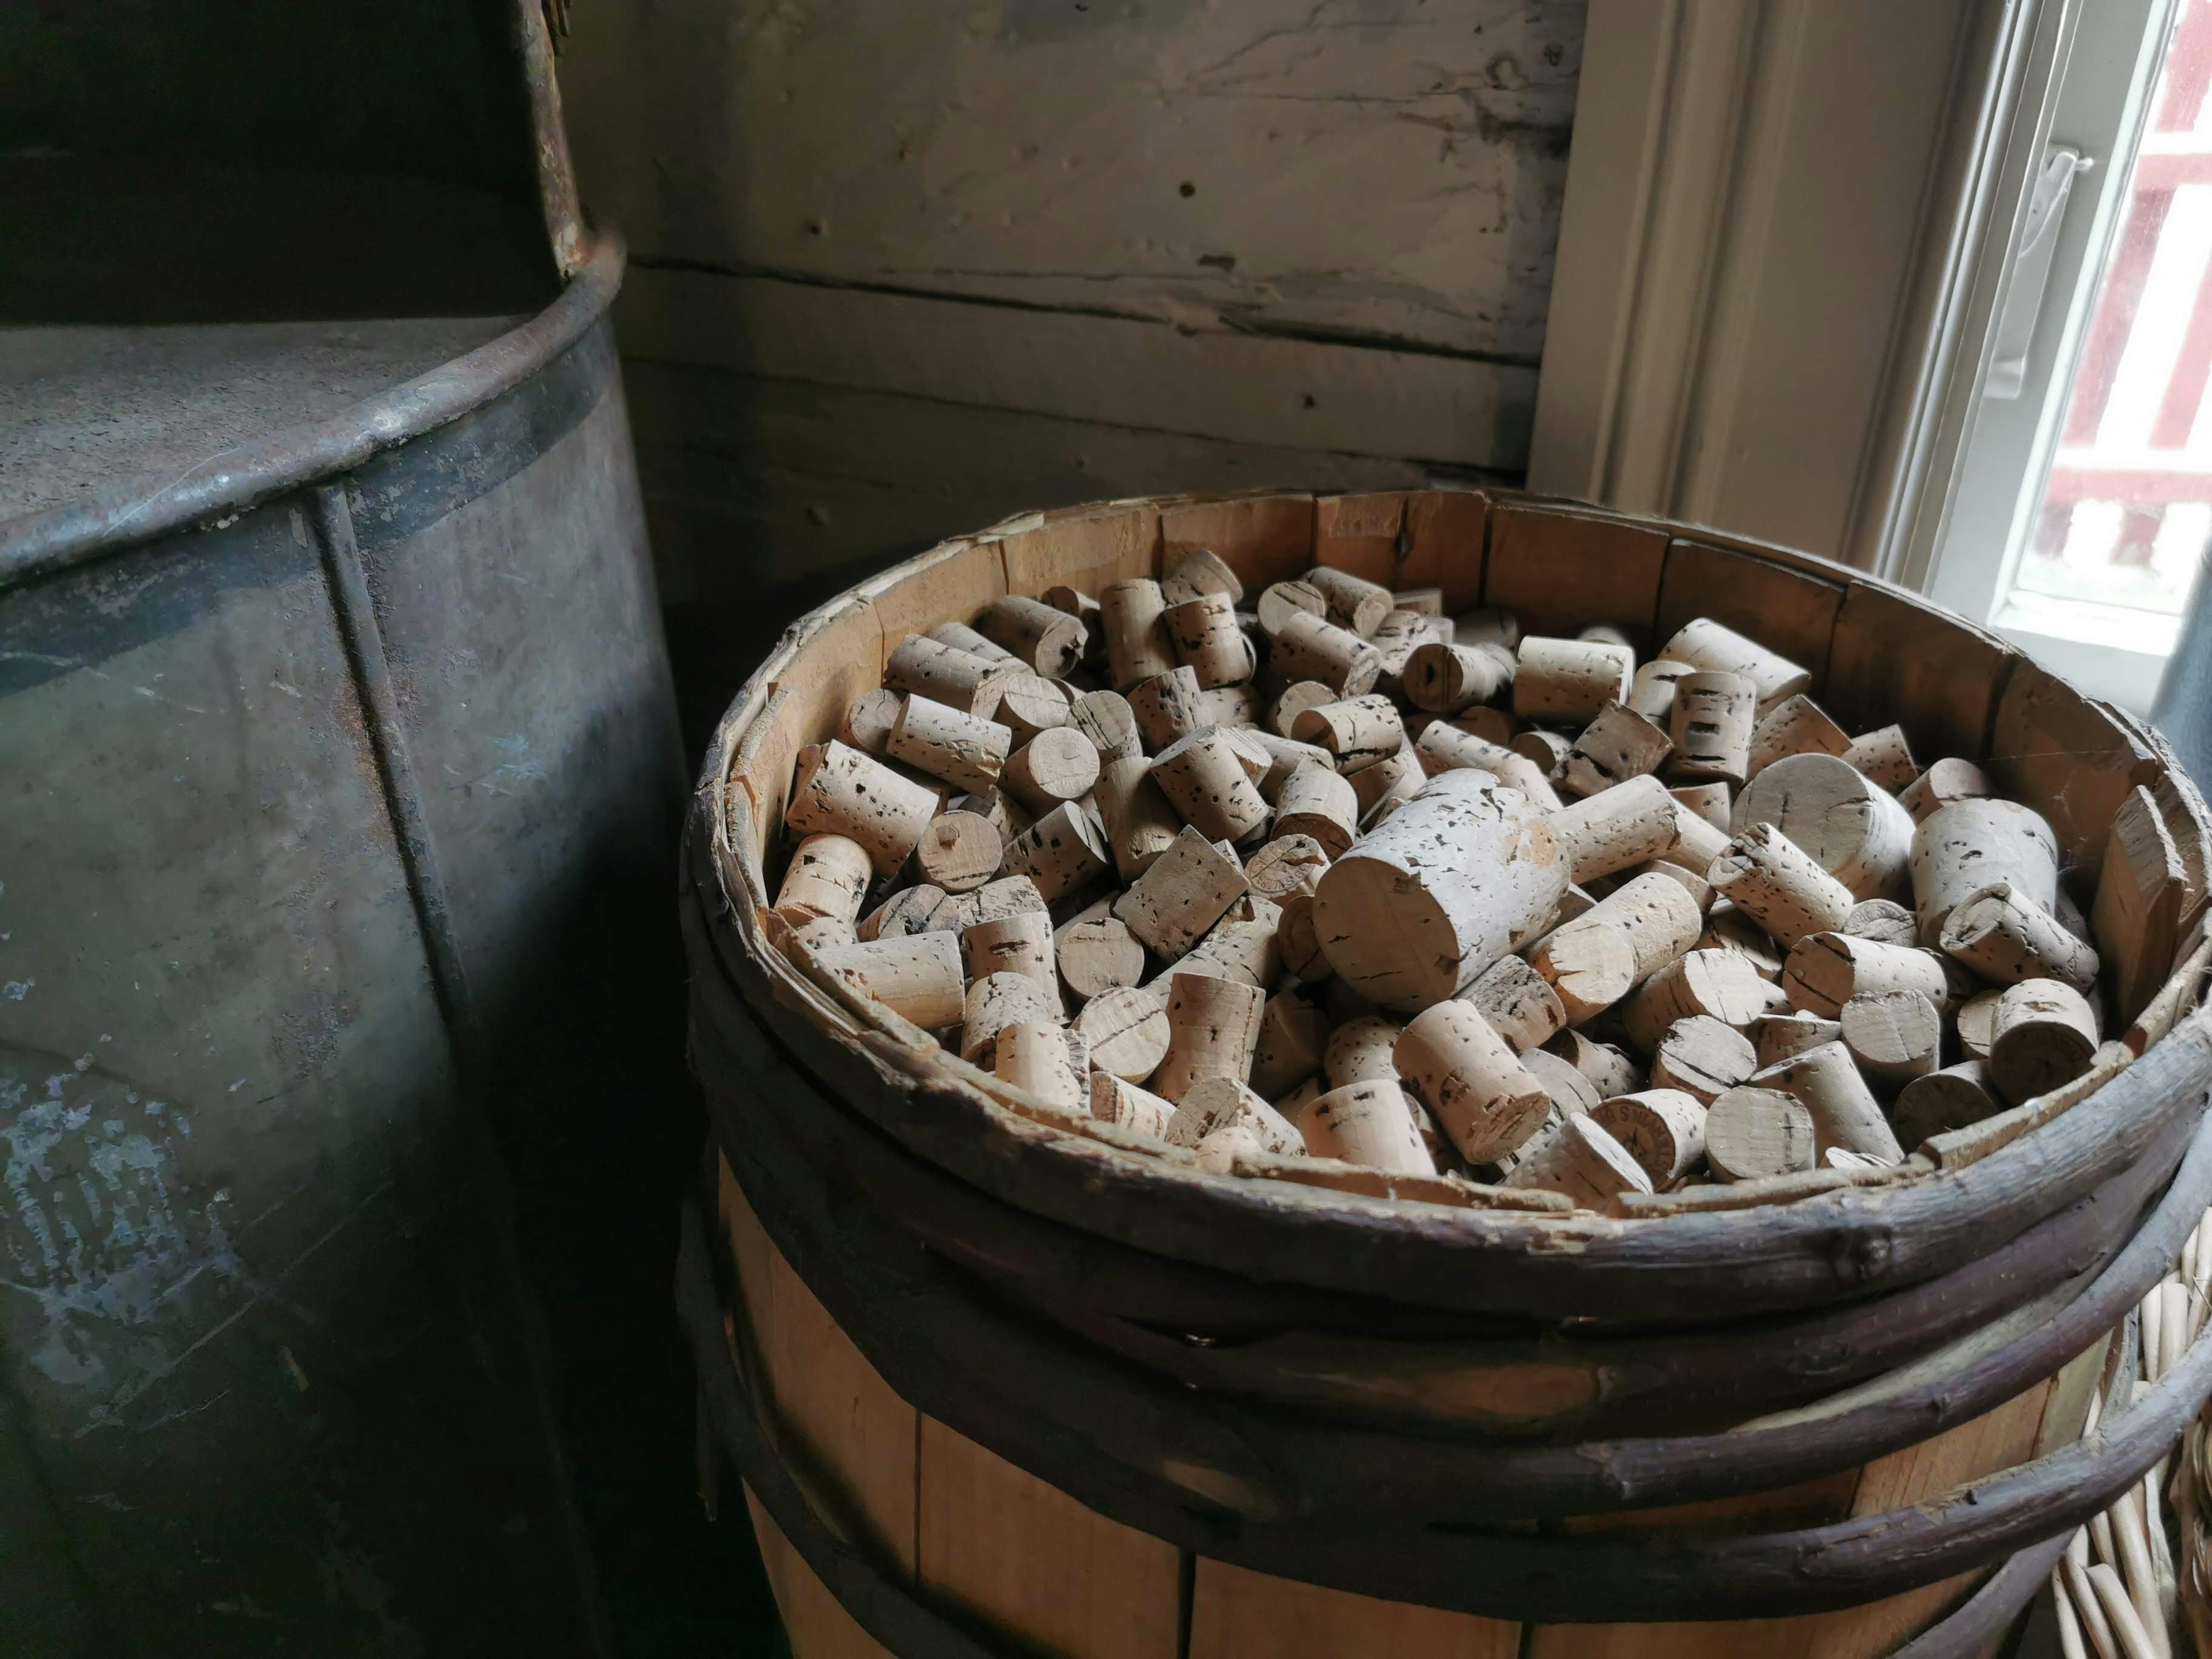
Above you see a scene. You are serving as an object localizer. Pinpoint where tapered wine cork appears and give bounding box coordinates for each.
[1547,773,1682,884]
[1298,1079,1437,1173]
[809,932,967,1028]
[1321,1014,1402,1086]
[1749,1040,1902,1161]
[1705,1086,1818,1181]
[1249,991,1329,1100]
[1271,764,1359,858]
[1734,753,1915,902]
[1001,727,1100,812]
[1627,659,1696,721]
[1127,666,1205,752]
[1461,953,1566,1052]
[1164,1077,1301,1153]
[931,619,1016,664]
[1149,972,1266,1102]
[994,1020,1085,1109]
[1843,898,1917,946]
[1839,989,1941,1088]
[1522,1047,1604,1117]
[1708,823,1857,948]
[888,694,1012,794]
[1237,730,1332,802]
[1403,641,1514,714]
[1558,701,1675,798]
[1529,872,1703,1024]
[960,907,1059,1003]
[1099,579,1177,691]
[1175,893,1283,989]
[1162,546,1244,607]
[1149,726,1270,842]
[1414,723,1565,810]
[1746,694,1851,778]
[1699,902,1787,982]
[789,739,941,877]
[1546,1028,1645,1099]
[997,673,1073,745]
[1351,741,1426,824]
[1941,881,2100,992]
[1270,611,1384,696]
[859,884,969,941]
[1245,833,1330,899]
[1891,1060,2002,1146]
[1513,636,1634,725]
[1393,1000,1553,1163]
[1256,579,1328,637]
[1075,984,1171,1081]
[1659,617,1811,714]
[1781,931,1950,1020]
[1277,892,1330,982]
[1093,756,1181,883]
[1192,1123,1270,1172]
[962,971,1059,1060]
[840,688,905,756]
[1163,590,1257,688]
[1957,988,2001,1062]
[912,812,1004,894]
[1371,610,1453,695]
[1668,672,1758,786]
[1291,694,1404,773]
[1041,585,1106,663]
[1113,825,1249,961]
[1512,729,1573,771]
[1305,566,1393,637]
[1843,725,1917,791]
[1069,689,1143,764]
[1271,680,1339,741]
[1648,1014,1759,1104]
[775,833,875,923]
[1591,1089,1707,1183]
[1910,799,2061,945]
[884,634,1009,717]
[1315,770,1570,1012]
[1056,911,1145,1002]
[1900,757,1994,824]
[1987,978,2101,1105]
[1622,948,1777,1051]
[1625,857,1715,913]
[998,799,1110,903]
[1503,1115,1652,1215]
[1089,1071,1175,1138]
[1752,1010,1842,1066]
[1660,793,1731,870]
[777,910,857,956]
[948,785,1031,845]
[979,594,1088,677]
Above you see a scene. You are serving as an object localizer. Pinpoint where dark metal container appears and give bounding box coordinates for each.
[0,234,680,1654]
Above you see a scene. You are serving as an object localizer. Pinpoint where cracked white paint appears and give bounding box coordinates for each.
[0,1054,245,1421]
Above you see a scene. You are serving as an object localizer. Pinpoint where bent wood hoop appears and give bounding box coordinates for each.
[686,487,2212,1648]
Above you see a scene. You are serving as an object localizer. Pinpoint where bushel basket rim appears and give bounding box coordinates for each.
[696,487,2212,1321]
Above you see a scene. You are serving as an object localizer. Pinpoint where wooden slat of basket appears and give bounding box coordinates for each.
[1825,580,2016,764]
[1402,488,1490,612]
[744,1493,897,1659]
[1158,493,1316,589]
[1482,502,1668,644]
[996,502,1162,598]
[1991,664,2163,884]
[1313,491,1408,589]
[1656,538,1844,695]
[1188,1558,1517,1658]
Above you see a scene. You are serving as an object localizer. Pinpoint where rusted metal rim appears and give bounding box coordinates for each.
[0,233,626,590]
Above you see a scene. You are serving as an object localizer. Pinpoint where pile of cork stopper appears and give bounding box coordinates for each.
[765,549,2160,1218]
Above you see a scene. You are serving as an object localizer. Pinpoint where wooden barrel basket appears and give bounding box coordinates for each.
[680,488,2212,1657]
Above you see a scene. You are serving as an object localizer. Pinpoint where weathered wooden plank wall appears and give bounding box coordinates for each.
[563,0,1585,722]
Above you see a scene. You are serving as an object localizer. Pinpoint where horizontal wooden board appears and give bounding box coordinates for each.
[616,267,1540,469]
[569,2,1580,362]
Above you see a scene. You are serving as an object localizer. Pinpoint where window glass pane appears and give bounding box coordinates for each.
[1998,0,2212,649]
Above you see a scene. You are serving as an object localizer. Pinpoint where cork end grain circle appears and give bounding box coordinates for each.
[1311,861,1461,1012]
